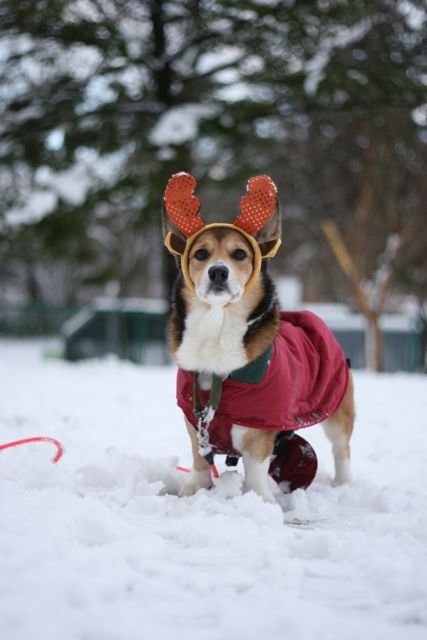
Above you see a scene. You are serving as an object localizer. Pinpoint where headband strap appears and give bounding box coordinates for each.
[165,223,280,296]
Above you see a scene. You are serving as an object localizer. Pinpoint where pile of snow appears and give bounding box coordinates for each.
[0,339,426,640]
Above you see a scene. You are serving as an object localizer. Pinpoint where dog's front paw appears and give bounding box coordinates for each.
[246,487,277,504]
[179,468,213,497]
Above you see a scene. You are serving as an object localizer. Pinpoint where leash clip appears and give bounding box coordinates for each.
[193,373,223,465]
[196,406,215,464]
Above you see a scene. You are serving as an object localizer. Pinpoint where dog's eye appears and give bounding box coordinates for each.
[194,249,209,261]
[232,249,247,261]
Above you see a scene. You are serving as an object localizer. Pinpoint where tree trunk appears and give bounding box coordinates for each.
[150,0,173,107]
[25,263,43,303]
[365,312,383,372]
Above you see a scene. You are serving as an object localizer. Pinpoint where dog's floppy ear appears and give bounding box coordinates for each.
[162,206,187,256]
[234,175,281,258]
[255,202,281,257]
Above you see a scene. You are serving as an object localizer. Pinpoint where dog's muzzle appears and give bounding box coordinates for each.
[208,265,229,293]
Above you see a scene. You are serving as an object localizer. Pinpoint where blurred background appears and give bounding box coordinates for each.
[0,0,426,371]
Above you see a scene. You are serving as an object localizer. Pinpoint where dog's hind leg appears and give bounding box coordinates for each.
[179,417,213,497]
[232,425,277,503]
[322,373,355,485]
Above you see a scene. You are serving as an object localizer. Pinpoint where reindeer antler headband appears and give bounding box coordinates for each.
[164,172,281,295]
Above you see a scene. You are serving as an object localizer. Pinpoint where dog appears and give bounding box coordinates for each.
[163,172,355,504]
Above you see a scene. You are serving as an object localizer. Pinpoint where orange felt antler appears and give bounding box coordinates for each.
[234,175,277,236]
[164,173,205,237]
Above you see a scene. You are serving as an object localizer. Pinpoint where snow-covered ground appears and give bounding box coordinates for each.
[1,339,426,640]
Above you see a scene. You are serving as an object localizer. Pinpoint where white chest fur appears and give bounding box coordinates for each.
[176,303,249,376]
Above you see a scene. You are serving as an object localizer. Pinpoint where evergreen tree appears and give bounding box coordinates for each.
[0,0,425,306]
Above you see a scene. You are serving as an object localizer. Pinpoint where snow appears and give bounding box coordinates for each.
[303,305,419,332]
[412,104,427,127]
[215,81,253,102]
[196,46,243,75]
[36,164,92,207]
[2,164,92,229]
[4,190,58,227]
[304,18,374,96]
[251,0,280,5]
[0,339,427,640]
[2,152,128,230]
[398,1,427,29]
[149,104,218,146]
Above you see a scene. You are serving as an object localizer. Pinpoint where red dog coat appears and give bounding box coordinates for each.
[177,311,349,456]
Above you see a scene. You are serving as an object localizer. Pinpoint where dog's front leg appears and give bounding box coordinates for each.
[232,425,277,504]
[179,417,213,497]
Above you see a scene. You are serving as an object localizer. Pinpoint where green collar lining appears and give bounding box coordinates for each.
[228,346,272,384]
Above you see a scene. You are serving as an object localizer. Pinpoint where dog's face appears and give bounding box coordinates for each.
[188,228,254,305]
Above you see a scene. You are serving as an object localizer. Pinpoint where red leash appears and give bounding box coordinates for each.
[0,437,220,479]
[0,437,64,463]
[177,464,219,479]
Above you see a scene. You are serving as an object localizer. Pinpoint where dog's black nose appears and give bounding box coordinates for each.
[208,265,229,284]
